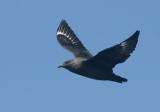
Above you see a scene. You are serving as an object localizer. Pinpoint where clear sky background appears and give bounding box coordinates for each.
[0,0,160,112]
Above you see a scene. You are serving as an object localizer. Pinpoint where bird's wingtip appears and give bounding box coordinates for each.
[60,19,67,24]
[135,30,140,35]
[129,30,140,39]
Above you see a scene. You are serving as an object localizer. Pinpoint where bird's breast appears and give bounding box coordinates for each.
[70,62,112,80]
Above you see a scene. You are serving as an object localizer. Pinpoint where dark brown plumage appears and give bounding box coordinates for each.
[57,20,140,83]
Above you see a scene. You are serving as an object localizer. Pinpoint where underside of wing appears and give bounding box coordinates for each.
[85,31,140,68]
[56,20,92,58]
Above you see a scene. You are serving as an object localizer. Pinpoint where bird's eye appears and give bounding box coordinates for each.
[65,61,69,64]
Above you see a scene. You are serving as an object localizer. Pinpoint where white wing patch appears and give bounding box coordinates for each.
[57,31,70,38]
[56,20,92,58]
[57,30,79,45]
[121,41,127,47]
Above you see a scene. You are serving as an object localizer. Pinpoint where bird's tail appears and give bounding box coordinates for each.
[111,74,128,83]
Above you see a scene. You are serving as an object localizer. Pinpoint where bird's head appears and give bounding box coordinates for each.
[57,60,73,69]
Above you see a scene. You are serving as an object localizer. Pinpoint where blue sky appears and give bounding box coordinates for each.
[0,0,160,112]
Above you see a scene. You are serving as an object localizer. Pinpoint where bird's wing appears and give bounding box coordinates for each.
[85,31,140,68]
[56,20,92,58]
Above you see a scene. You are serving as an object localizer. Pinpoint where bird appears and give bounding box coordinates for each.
[56,20,140,83]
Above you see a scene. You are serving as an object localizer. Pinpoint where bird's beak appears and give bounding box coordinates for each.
[57,65,63,68]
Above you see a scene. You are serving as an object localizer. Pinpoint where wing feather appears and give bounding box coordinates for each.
[85,31,140,68]
[56,20,92,58]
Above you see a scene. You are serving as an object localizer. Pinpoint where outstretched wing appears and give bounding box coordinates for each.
[85,31,140,68]
[56,20,92,58]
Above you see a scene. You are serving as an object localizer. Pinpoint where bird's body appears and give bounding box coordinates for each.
[56,20,140,83]
[62,58,127,82]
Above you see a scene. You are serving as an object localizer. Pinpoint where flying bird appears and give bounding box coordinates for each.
[56,20,140,83]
